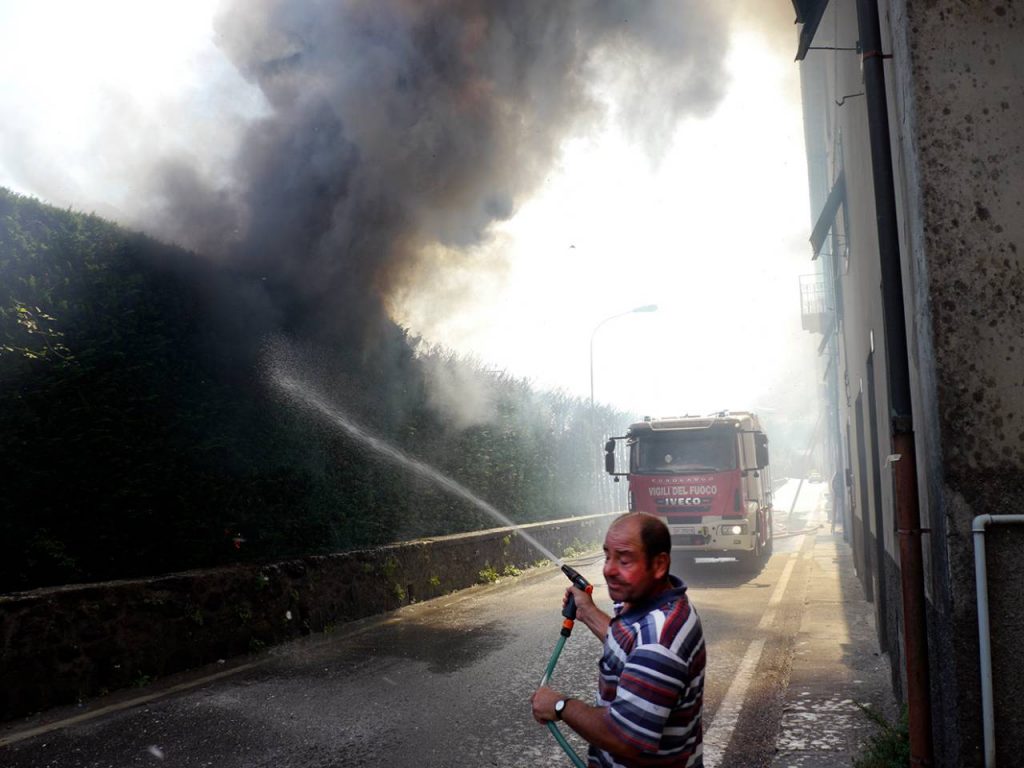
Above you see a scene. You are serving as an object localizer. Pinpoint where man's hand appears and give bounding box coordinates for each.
[563,585,593,612]
[532,685,645,763]
[531,685,563,724]
[566,586,610,639]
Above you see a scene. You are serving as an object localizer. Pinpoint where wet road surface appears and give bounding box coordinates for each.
[1,481,828,768]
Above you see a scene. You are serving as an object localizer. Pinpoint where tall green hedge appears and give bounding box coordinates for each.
[0,189,629,591]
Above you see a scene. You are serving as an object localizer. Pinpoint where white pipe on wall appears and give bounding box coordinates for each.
[972,513,1024,768]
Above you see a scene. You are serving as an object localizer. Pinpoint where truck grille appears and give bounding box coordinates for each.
[673,534,710,546]
[656,502,712,514]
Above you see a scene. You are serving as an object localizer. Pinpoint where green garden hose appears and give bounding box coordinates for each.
[540,565,592,768]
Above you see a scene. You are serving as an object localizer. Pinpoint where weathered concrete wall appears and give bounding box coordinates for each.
[892,2,1024,765]
[800,0,1024,764]
[0,513,614,722]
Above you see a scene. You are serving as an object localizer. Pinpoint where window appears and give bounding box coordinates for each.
[633,433,737,473]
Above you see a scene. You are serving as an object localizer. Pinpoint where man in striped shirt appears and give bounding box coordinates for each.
[532,512,705,767]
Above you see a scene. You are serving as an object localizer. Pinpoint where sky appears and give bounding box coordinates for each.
[0,0,822,426]
[394,26,818,419]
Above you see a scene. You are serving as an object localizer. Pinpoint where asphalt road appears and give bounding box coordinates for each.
[0,480,827,768]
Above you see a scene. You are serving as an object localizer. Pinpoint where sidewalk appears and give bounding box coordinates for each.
[771,516,899,766]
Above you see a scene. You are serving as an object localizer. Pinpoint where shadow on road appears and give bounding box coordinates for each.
[672,558,771,588]
[285,616,511,676]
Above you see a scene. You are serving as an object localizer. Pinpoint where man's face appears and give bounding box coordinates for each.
[602,517,668,605]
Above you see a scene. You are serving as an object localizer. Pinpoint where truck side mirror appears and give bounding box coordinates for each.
[755,433,770,469]
[604,436,628,476]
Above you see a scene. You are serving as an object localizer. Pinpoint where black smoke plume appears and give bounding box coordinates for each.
[152,0,730,351]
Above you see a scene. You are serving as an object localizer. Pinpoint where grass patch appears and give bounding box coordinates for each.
[853,704,909,768]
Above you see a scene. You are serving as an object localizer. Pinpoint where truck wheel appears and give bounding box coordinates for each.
[757,528,772,564]
[741,532,770,573]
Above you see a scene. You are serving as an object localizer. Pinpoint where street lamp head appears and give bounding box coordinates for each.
[591,302,658,411]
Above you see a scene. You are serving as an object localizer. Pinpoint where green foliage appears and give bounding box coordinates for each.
[0,188,633,592]
[853,705,910,768]
[477,565,500,584]
[381,556,399,579]
[132,673,152,688]
[562,538,594,559]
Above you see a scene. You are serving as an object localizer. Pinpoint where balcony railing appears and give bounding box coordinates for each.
[800,273,830,334]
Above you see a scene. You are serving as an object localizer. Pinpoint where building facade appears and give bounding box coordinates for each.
[794,1,1024,765]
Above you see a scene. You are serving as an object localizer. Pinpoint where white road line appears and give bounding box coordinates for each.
[702,553,797,767]
[702,637,766,767]
[757,555,797,631]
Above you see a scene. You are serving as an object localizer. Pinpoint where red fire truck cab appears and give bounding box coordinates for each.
[604,411,773,570]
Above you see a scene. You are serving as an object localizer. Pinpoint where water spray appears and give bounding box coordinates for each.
[271,371,564,565]
[540,564,593,768]
[273,369,591,764]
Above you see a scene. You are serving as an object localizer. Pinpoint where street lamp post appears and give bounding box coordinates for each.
[588,304,657,513]
[589,304,658,411]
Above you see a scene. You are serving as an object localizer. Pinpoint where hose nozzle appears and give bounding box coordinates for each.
[560,564,591,592]
[558,564,593,636]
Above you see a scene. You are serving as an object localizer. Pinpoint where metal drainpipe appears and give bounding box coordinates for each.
[973,514,1024,768]
[853,1,933,764]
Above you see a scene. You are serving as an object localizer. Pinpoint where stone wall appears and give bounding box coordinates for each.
[0,513,614,722]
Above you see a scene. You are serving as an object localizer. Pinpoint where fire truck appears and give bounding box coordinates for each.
[604,411,773,570]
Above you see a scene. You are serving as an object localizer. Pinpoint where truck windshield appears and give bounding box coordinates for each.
[634,432,737,473]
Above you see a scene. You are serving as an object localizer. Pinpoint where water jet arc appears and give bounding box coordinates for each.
[272,372,564,566]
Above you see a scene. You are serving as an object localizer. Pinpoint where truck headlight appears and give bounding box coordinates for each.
[721,524,746,536]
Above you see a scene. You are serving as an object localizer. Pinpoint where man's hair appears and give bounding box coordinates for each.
[615,512,671,565]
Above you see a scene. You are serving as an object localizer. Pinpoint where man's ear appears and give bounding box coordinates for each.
[653,551,671,580]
